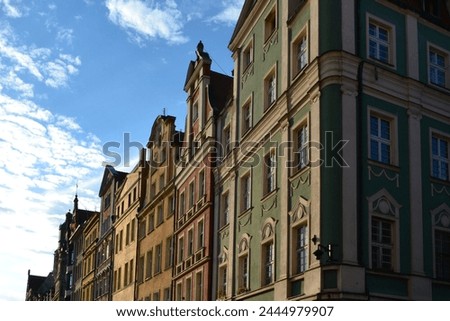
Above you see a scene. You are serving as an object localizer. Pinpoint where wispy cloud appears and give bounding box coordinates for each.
[105,0,188,45]
[0,19,103,301]
[0,0,23,18]
[209,0,244,26]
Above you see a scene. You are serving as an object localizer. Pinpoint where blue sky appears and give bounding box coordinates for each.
[0,0,243,301]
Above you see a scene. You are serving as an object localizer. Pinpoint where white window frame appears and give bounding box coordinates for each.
[292,26,309,78]
[431,204,450,281]
[264,5,277,43]
[428,43,450,89]
[264,66,277,110]
[241,95,253,136]
[368,189,401,272]
[367,15,396,67]
[242,39,254,71]
[261,219,276,286]
[431,131,449,181]
[264,149,277,195]
[241,172,252,213]
[295,121,309,172]
[238,235,251,293]
[368,108,398,166]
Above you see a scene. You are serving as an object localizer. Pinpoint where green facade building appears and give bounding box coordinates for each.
[214,0,450,300]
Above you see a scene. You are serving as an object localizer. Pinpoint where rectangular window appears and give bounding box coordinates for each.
[429,49,446,87]
[155,243,162,274]
[139,216,146,239]
[432,135,449,181]
[185,278,192,301]
[176,283,182,301]
[218,266,227,297]
[165,236,173,269]
[197,220,204,249]
[296,124,309,170]
[124,263,128,286]
[192,103,198,123]
[368,20,391,64]
[187,229,194,257]
[264,7,276,42]
[169,195,175,215]
[223,126,231,155]
[370,114,392,164]
[265,71,277,109]
[179,192,185,216]
[131,218,135,242]
[137,256,144,283]
[145,249,153,279]
[241,174,251,212]
[243,41,254,71]
[239,254,249,291]
[435,229,450,281]
[264,150,276,195]
[148,212,155,233]
[371,217,393,270]
[157,205,164,226]
[126,223,130,246]
[292,31,308,77]
[296,226,308,274]
[263,242,274,285]
[221,192,229,227]
[189,181,195,209]
[159,174,165,191]
[242,100,251,135]
[129,259,134,285]
[199,170,205,198]
[178,237,184,262]
[195,272,203,300]
[163,287,171,301]
[153,291,160,301]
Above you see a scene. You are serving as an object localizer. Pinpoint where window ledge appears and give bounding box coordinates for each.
[261,188,278,203]
[367,159,400,172]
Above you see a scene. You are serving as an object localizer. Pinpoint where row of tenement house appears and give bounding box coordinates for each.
[27,0,450,301]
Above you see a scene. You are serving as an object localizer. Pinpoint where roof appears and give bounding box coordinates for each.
[208,71,233,114]
[229,0,256,46]
[98,165,127,197]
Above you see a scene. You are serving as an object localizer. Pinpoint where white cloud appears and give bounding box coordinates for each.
[209,0,244,26]
[105,0,188,45]
[0,20,104,301]
[0,0,23,18]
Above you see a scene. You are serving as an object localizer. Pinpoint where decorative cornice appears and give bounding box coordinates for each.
[368,165,400,188]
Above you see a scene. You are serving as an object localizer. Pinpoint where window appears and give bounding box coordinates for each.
[124,263,129,286]
[368,19,393,64]
[185,278,192,301]
[176,282,183,301]
[432,135,449,181]
[243,40,254,71]
[159,174,165,191]
[264,7,276,42]
[163,287,171,301]
[157,205,164,226]
[148,212,155,233]
[262,241,274,285]
[104,193,111,209]
[432,205,450,280]
[199,170,205,198]
[179,192,185,215]
[165,236,173,269]
[292,31,308,76]
[223,126,231,155]
[371,217,393,270]
[295,225,308,274]
[265,70,277,109]
[129,259,134,285]
[218,266,227,298]
[126,223,130,246]
[195,271,203,300]
[261,222,275,286]
[242,99,252,135]
[296,123,309,170]
[169,195,175,215]
[429,48,447,88]
[221,192,229,227]
[189,181,195,209]
[131,218,135,242]
[241,174,251,212]
[153,291,160,301]
[137,256,144,283]
[178,237,184,262]
[155,243,162,274]
[187,229,194,256]
[197,219,204,249]
[145,250,153,279]
[264,150,276,195]
[238,237,250,293]
[370,113,393,164]
[138,216,146,239]
[150,182,156,199]
[119,230,123,251]
[192,103,198,123]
